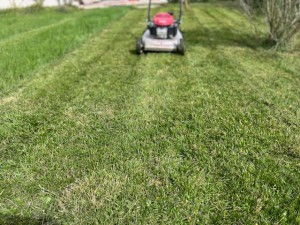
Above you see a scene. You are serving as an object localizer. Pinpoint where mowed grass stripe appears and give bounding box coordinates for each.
[87,7,261,221]
[0,8,152,223]
[0,7,145,170]
[49,36,202,224]
[190,6,256,49]
[0,6,215,223]
[48,5,231,222]
[191,5,300,160]
[0,17,73,46]
[0,8,77,41]
[0,7,131,98]
[186,6,300,223]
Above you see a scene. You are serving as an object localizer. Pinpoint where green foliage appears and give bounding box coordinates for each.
[0,3,299,224]
[24,3,45,13]
[246,0,263,8]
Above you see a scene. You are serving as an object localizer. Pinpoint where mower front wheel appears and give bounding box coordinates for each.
[136,38,144,54]
[178,39,185,55]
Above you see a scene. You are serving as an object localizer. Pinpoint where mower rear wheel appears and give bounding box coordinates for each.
[136,38,143,54]
[178,39,185,55]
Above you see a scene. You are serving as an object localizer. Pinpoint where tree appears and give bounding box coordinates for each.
[184,0,189,10]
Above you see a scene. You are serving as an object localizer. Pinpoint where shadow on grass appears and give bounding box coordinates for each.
[183,6,273,50]
[129,49,138,55]
[184,26,263,50]
[0,213,57,225]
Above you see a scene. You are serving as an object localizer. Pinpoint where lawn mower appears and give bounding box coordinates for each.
[136,0,184,55]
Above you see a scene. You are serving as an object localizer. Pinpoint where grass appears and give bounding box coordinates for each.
[0,6,131,97]
[0,3,299,224]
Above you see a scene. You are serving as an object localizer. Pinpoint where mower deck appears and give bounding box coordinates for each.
[142,29,183,52]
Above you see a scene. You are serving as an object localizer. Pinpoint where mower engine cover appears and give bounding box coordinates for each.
[153,13,174,26]
[148,13,178,39]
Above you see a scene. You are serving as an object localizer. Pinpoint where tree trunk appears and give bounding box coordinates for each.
[184,0,189,10]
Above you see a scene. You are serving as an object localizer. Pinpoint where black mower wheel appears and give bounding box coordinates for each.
[178,39,185,55]
[136,38,143,54]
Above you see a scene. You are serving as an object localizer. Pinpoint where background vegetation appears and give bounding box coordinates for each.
[170,0,300,49]
[239,0,300,49]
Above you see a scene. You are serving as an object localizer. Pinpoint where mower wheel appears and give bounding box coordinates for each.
[136,38,143,54]
[178,39,185,55]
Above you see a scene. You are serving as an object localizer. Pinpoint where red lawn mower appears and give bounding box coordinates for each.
[136,0,184,55]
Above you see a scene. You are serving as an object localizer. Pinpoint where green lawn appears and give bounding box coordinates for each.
[0,3,299,224]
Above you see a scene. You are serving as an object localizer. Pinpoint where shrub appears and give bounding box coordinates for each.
[239,0,300,49]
